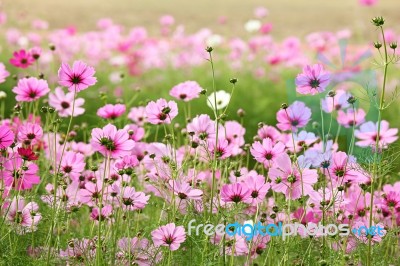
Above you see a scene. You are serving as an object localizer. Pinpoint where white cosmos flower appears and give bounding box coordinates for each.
[207,90,231,110]
[244,20,261,33]
[206,34,223,47]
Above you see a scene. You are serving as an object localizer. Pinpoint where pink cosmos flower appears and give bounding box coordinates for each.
[250,139,286,168]
[128,106,147,126]
[355,120,398,149]
[208,137,233,159]
[359,0,378,6]
[169,81,202,101]
[276,101,311,131]
[9,49,35,68]
[121,186,150,211]
[221,182,251,203]
[169,180,203,200]
[257,125,281,142]
[328,151,369,184]
[0,125,15,149]
[0,63,10,83]
[5,197,41,233]
[91,124,135,158]
[269,153,318,199]
[337,108,366,128]
[223,121,245,155]
[90,205,113,222]
[60,151,86,182]
[145,98,178,124]
[17,122,43,146]
[151,223,186,251]
[159,15,175,26]
[79,181,104,206]
[49,87,85,117]
[242,174,270,204]
[12,77,50,102]
[295,64,330,95]
[321,89,351,113]
[123,124,145,142]
[97,104,126,119]
[58,61,97,92]
[187,114,216,142]
[1,153,40,190]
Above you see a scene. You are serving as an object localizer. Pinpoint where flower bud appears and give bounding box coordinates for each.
[371,16,385,27]
[281,103,288,109]
[229,78,238,84]
[205,46,213,52]
[390,42,397,50]
[374,41,382,49]
[237,108,245,117]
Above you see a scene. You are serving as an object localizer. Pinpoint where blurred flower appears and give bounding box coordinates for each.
[0,63,10,83]
[355,120,398,149]
[244,20,262,33]
[337,108,366,128]
[0,125,15,149]
[169,81,202,101]
[9,49,34,68]
[97,104,126,119]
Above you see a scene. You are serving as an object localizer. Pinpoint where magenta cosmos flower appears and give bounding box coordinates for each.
[169,81,202,101]
[145,98,178,124]
[49,87,85,117]
[97,104,126,119]
[250,139,286,168]
[91,124,135,158]
[295,64,330,95]
[12,77,50,102]
[355,120,398,149]
[0,125,15,149]
[220,182,251,203]
[1,153,40,190]
[58,61,97,92]
[9,49,35,68]
[151,223,186,251]
[276,101,311,131]
[269,153,318,199]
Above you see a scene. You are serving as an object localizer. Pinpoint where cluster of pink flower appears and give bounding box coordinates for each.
[0,51,399,264]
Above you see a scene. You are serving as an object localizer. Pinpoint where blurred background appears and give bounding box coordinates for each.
[4,0,400,39]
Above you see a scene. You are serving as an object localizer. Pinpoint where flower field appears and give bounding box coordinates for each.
[1,1,400,265]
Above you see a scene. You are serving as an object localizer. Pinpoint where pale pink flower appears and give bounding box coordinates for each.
[355,120,398,149]
[49,87,85,117]
[337,108,366,128]
[276,101,311,131]
[169,81,202,101]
